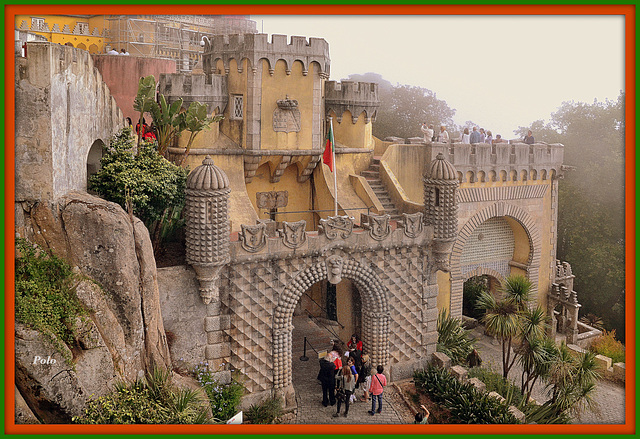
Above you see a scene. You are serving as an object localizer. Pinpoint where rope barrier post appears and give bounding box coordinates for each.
[300,336,309,361]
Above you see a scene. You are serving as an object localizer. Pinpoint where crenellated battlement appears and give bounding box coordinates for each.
[158,73,228,114]
[433,142,565,183]
[324,80,380,124]
[203,32,330,77]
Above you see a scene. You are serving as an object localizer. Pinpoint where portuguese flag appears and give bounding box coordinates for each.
[323,119,335,172]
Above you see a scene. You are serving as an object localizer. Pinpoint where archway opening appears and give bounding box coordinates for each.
[463,275,491,320]
[86,139,105,193]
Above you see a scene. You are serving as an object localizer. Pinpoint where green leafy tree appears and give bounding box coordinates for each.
[150,94,185,157]
[436,308,476,365]
[88,128,188,252]
[178,101,223,166]
[133,75,157,148]
[372,83,456,140]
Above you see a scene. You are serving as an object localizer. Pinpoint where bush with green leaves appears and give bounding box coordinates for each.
[74,368,212,424]
[437,308,476,365]
[193,363,245,422]
[245,394,283,424]
[15,238,87,364]
[468,366,525,407]
[413,365,519,424]
[589,329,625,364]
[88,128,188,248]
[463,275,488,319]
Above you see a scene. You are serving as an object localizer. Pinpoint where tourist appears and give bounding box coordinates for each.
[484,130,493,144]
[421,122,434,144]
[347,334,362,353]
[414,404,430,424]
[368,365,387,415]
[333,365,356,418]
[317,354,337,407]
[493,134,507,144]
[470,126,482,144]
[347,356,359,402]
[479,128,486,143]
[437,125,450,143]
[328,342,343,375]
[461,127,471,144]
[467,349,482,368]
[359,354,372,402]
[120,48,130,56]
[107,47,119,55]
[524,130,535,144]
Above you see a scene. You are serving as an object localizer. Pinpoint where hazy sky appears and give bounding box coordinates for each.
[252,15,625,138]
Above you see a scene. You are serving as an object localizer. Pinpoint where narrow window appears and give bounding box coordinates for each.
[435,188,440,206]
[231,95,244,120]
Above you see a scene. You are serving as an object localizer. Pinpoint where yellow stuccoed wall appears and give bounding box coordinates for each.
[261,59,314,150]
[437,271,451,313]
[16,15,108,53]
[332,110,374,150]
[219,58,248,147]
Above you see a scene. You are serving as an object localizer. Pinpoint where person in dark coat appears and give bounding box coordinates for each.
[318,354,336,406]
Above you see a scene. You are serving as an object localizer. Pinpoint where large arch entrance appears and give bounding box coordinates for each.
[273,256,390,390]
[450,202,541,318]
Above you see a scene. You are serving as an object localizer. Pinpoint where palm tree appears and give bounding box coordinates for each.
[547,342,601,418]
[476,274,534,379]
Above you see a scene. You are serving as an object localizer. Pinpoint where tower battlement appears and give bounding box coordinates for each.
[324,80,380,123]
[159,73,228,114]
[203,33,330,76]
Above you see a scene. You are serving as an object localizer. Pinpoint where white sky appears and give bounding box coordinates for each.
[252,15,625,138]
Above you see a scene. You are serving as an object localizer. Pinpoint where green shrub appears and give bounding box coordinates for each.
[468,366,525,407]
[589,330,625,363]
[413,365,519,424]
[437,309,476,365]
[193,363,245,422]
[74,368,212,424]
[88,128,188,248]
[15,238,87,363]
[246,394,283,424]
[463,275,488,319]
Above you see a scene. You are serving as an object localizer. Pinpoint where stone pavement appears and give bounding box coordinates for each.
[291,315,408,424]
[469,325,626,424]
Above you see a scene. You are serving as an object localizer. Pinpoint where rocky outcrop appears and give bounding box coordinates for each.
[15,191,172,422]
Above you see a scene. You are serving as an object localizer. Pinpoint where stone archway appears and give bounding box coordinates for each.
[272,257,390,389]
[449,202,541,317]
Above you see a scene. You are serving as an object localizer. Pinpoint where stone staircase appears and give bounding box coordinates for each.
[360,157,403,221]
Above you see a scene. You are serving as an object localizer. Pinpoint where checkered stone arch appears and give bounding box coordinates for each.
[449,202,541,318]
[272,258,390,389]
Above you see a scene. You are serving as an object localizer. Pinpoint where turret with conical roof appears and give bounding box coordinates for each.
[423,153,459,271]
[185,156,231,304]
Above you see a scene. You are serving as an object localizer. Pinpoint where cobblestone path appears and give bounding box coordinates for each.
[291,315,408,424]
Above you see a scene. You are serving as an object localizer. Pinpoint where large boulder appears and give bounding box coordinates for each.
[15,191,172,421]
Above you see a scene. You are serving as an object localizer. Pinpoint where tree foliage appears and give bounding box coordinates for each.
[371,82,456,140]
[88,128,188,250]
[516,93,625,341]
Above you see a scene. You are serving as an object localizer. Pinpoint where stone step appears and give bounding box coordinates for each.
[361,170,379,178]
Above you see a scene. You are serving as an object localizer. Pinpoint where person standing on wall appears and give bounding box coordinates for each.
[437,125,450,143]
[421,122,434,144]
[523,130,535,144]
[470,126,482,144]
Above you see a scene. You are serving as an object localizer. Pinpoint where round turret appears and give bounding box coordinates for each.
[185,156,231,304]
[424,153,457,181]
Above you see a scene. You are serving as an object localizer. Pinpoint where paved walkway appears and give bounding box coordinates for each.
[291,315,408,424]
[469,326,626,424]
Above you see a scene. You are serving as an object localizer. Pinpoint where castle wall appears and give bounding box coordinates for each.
[15,42,124,202]
[93,54,177,124]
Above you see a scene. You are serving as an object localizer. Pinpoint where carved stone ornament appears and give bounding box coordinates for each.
[319,215,353,240]
[240,223,267,253]
[280,220,307,249]
[256,191,289,209]
[402,212,424,238]
[273,96,301,133]
[326,255,344,285]
[367,214,391,241]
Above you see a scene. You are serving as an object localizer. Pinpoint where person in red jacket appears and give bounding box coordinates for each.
[368,364,387,415]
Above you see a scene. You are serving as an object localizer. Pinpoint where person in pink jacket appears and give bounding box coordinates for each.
[368,365,387,415]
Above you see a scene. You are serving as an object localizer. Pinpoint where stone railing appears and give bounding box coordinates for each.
[567,344,625,383]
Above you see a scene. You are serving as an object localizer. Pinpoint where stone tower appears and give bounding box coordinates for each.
[184,156,231,304]
[423,152,459,271]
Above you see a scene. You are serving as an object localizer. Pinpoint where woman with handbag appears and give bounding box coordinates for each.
[333,365,356,418]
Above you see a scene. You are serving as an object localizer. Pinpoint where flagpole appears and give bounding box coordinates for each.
[330,117,338,216]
